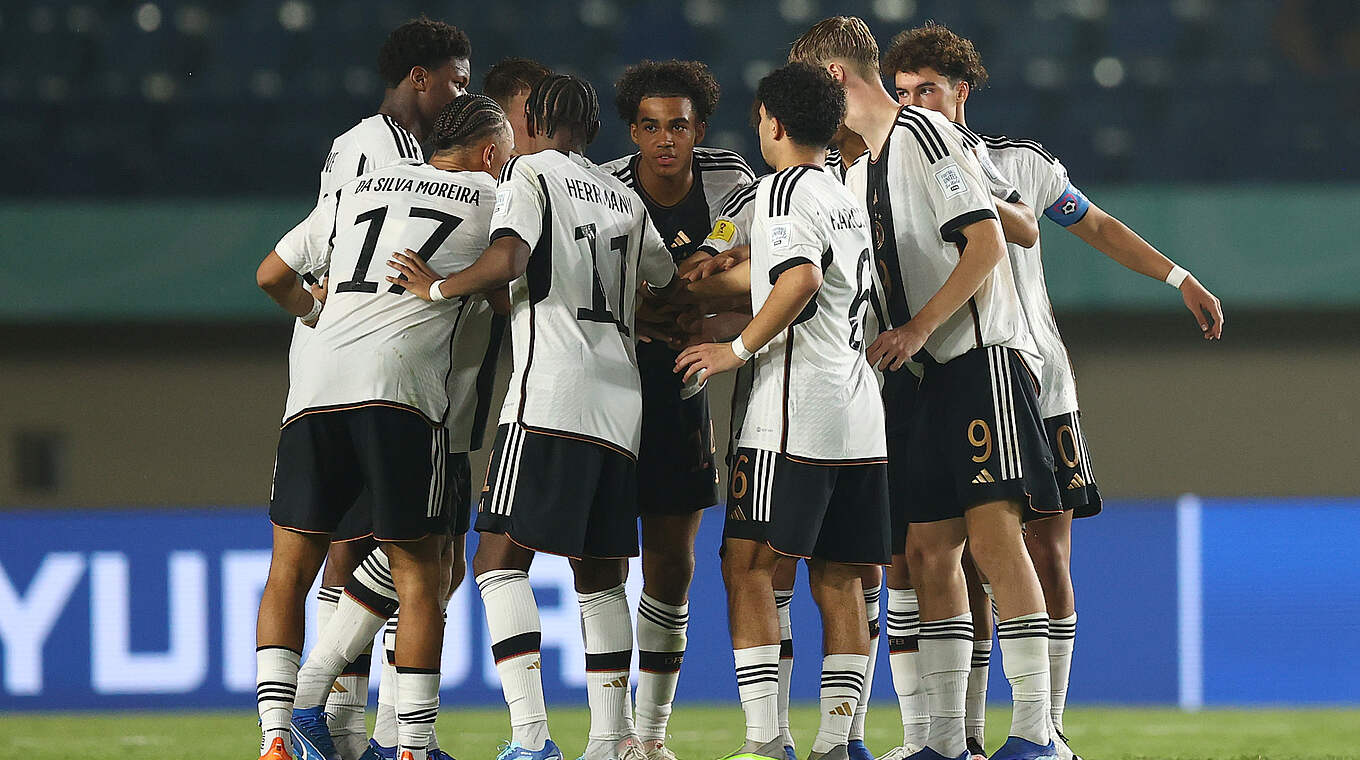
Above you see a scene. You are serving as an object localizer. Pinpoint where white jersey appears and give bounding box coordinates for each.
[600,146,755,249]
[491,150,677,456]
[276,160,498,426]
[739,165,886,463]
[975,133,1091,418]
[319,114,424,203]
[843,106,1039,369]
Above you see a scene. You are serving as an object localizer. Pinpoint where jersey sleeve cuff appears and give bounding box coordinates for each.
[767,256,815,284]
[940,208,999,245]
[1004,189,1021,204]
[489,227,527,244]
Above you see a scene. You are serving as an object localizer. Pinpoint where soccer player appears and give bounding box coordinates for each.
[254,90,512,760]
[790,16,1063,760]
[675,61,889,760]
[257,18,472,760]
[881,22,1225,758]
[599,59,756,760]
[388,74,681,760]
[483,57,552,152]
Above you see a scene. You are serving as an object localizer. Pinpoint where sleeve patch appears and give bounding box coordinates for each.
[769,222,791,251]
[1043,182,1090,227]
[494,188,512,216]
[934,163,969,199]
[710,219,736,243]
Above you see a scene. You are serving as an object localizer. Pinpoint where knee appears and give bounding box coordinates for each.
[885,554,912,589]
[1025,531,1067,580]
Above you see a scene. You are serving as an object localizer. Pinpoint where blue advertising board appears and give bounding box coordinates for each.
[1,499,1357,710]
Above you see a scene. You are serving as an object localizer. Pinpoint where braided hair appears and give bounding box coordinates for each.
[430,93,507,153]
[526,73,600,145]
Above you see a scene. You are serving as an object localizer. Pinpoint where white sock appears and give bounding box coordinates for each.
[965,639,992,744]
[997,614,1052,746]
[579,585,636,759]
[317,585,341,632]
[887,588,928,749]
[849,585,880,742]
[1049,613,1076,733]
[918,613,972,758]
[635,593,688,743]
[812,653,868,753]
[374,617,400,749]
[396,668,440,760]
[478,570,550,751]
[256,645,301,756]
[735,644,782,745]
[774,589,795,749]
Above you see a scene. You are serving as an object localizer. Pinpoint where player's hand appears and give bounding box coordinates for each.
[683,252,739,282]
[1180,275,1224,340]
[385,249,441,300]
[308,275,328,304]
[678,310,752,349]
[866,322,929,371]
[675,341,746,384]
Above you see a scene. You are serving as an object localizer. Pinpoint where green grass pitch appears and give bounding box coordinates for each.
[2,705,1357,760]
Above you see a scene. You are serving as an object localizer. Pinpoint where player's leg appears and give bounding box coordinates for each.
[312,528,379,760]
[1023,513,1074,735]
[772,557,799,760]
[963,502,1051,755]
[848,565,883,760]
[574,557,641,760]
[961,549,993,760]
[257,525,331,759]
[884,555,928,758]
[384,535,446,760]
[806,559,871,759]
[904,517,971,760]
[636,511,703,752]
[721,536,786,757]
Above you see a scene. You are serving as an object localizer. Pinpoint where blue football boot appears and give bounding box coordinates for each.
[357,739,396,760]
[784,746,799,760]
[289,706,341,760]
[496,739,565,760]
[987,737,1057,760]
[903,747,969,760]
[848,740,874,760]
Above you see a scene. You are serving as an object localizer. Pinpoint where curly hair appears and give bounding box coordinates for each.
[430,94,507,153]
[527,73,600,145]
[613,60,720,124]
[483,57,551,108]
[881,22,988,89]
[377,17,471,88]
[755,63,845,148]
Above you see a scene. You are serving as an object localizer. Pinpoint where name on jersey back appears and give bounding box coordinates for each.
[353,175,483,204]
[564,177,633,215]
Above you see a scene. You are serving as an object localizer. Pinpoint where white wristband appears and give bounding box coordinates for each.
[731,334,754,361]
[1165,265,1190,289]
[429,280,448,302]
[301,297,322,326]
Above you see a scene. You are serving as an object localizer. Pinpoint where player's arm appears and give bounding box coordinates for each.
[1065,202,1223,338]
[256,251,320,323]
[387,236,529,301]
[995,197,1039,248]
[868,217,1007,371]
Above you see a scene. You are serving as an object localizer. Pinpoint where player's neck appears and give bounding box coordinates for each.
[953,101,968,128]
[843,79,900,160]
[429,153,475,174]
[377,90,427,143]
[770,145,826,173]
[636,156,694,206]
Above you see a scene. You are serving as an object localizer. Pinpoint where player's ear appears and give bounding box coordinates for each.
[826,61,846,84]
[409,65,429,92]
[628,122,641,147]
[695,120,707,143]
[956,79,970,106]
[770,115,786,143]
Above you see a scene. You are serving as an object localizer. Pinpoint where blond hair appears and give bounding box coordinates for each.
[788,16,881,82]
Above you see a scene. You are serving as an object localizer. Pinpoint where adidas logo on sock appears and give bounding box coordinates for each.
[329,682,348,693]
[828,701,854,716]
[604,675,629,688]
[1067,473,1086,489]
[971,468,996,484]
[526,659,541,671]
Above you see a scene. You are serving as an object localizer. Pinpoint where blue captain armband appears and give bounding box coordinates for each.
[1043,183,1090,227]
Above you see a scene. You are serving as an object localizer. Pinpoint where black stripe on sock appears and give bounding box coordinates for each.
[888,635,919,653]
[346,583,400,619]
[395,666,440,675]
[780,639,794,659]
[491,632,542,663]
[585,650,632,673]
[341,653,373,677]
[638,649,685,674]
[868,619,881,638]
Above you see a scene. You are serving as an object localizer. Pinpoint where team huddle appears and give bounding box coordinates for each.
[253,15,1224,760]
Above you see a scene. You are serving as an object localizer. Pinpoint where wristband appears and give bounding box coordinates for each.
[731,334,754,361]
[429,280,448,302]
[300,297,323,326]
[1165,265,1190,289]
